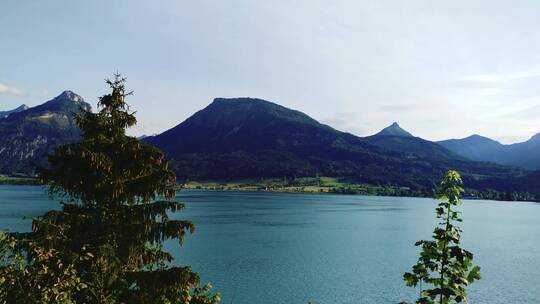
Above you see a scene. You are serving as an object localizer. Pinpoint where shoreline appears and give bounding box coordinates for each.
[1,177,537,203]
[180,179,540,203]
[0,176,39,186]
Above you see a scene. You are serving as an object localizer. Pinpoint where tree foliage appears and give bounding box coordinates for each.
[0,231,87,304]
[404,170,481,304]
[0,75,220,303]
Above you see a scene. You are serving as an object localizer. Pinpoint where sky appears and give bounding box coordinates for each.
[1,0,540,143]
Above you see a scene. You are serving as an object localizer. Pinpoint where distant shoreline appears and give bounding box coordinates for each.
[0,176,39,186]
[179,187,540,205]
[180,178,540,203]
[1,176,536,203]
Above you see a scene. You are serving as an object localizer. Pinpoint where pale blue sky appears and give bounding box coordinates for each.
[1,0,540,143]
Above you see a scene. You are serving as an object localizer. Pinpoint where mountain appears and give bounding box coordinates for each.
[438,135,504,162]
[0,91,91,174]
[508,134,540,169]
[372,122,413,137]
[144,97,535,192]
[365,122,466,161]
[438,134,540,170]
[145,97,391,182]
[0,93,536,193]
[0,104,29,118]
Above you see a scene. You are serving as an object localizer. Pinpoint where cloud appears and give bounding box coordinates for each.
[0,84,26,96]
[453,71,540,98]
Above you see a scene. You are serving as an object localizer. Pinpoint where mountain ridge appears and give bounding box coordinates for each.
[0,104,29,118]
[1,93,538,193]
[371,122,413,138]
[365,122,466,161]
[0,91,91,174]
[438,133,540,170]
[145,97,537,193]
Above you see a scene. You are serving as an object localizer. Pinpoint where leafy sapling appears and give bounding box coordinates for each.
[404,170,481,304]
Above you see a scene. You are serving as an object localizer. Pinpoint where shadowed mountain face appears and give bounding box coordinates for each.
[365,122,466,161]
[0,91,91,174]
[145,98,397,183]
[438,134,540,170]
[145,98,535,192]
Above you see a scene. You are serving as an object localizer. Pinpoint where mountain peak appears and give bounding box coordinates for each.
[46,90,90,110]
[212,97,266,103]
[200,97,320,127]
[463,134,499,143]
[0,104,29,118]
[209,97,284,109]
[15,104,29,111]
[145,96,347,155]
[0,92,88,174]
[20,90,92,115]
[373,122,414,137]
[57,90,84,103]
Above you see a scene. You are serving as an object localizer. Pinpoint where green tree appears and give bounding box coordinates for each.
[0,231,88,304]
[3,74,219,303]
[404,170,481,304]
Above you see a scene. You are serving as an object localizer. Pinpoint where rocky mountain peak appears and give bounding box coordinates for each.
[58,90,84,103]
[373,122,414,137]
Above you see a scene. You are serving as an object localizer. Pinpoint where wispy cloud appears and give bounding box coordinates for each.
[453,71,540,98]
[0,83,26,96]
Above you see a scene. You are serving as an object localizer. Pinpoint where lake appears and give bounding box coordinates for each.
[0,185,539,303]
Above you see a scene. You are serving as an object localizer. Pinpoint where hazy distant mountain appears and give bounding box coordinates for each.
[438,134,540,170]
[0,104,29,118]
[365,122,466,161]
[0,91,91,174]
[144,97,534,192]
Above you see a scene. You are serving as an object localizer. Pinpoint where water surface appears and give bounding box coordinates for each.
[1,185,539,303]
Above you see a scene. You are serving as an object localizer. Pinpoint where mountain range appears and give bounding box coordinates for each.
[143,97,537,192]
[365,122,468,162]
[438,134,540,170]
[1,92,538,193]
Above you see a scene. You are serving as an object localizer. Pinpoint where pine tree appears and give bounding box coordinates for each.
[404,170,480,304]
[22,74,220,303]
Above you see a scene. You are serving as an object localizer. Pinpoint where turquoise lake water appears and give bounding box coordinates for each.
[0,185,539,303]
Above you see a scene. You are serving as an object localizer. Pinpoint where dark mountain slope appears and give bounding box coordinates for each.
[146,98,401,183]
[365,122,466,161]
[438,134,540,170]
[438,135,505,162]
[502,134,540,170]
[0,91,91,174]
[145,98,534,192]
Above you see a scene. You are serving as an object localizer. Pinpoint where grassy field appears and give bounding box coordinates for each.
[181,176,422,196]
[0,175,39,185]
[180,176,539,202]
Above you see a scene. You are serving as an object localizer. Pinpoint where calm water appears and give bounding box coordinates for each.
[1,185,539,303]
